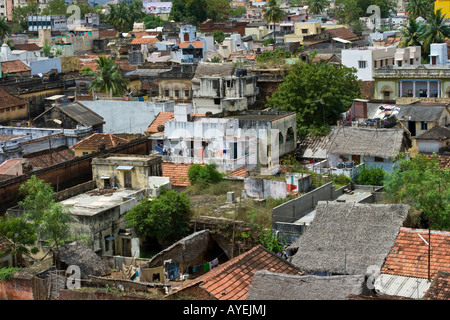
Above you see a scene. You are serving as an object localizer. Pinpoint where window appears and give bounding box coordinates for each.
[214,98,220,105]
[82,152,88,155]
[421,121,428,130]
[286,127,295,142]
[185,89,190,97]
[374,61,377,68]
[383,91,390,99]
[302,29,308,34]
[174,90,179,98]
[397,60,402,67]
[410,58,414,65]
[278,132,283,144]
[358,61,367,69]
[212,80,219,89]
[374,156,384,163]
[104,236,110,252]
[165,89,169,97]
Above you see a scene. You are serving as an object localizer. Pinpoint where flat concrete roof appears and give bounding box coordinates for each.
[61,189,137,217]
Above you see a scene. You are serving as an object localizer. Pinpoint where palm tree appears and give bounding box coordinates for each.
[264,0,286,45]
[0,17,11,44]
[406,0,433,20]
[419,9,450,55]
[107,2,133,32]
[306,0,328,15]
[88,56,128,96]
[399,17,424,48]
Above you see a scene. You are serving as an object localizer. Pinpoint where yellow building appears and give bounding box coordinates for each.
[435,0,450,17]
[0,88,29,124]
[284,22,347,43]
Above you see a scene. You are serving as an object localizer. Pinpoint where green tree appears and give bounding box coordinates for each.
[399,17,424,48]
[406,0,434,20]
[264,0,286,44]
[419,9,450,55]
[0,17,11,44]
[356,165,385,186]
[41,0,68,16]
[266,61,361,137]
[334,0,363,26]
[106,1,144,32]
[0,215,39,267]
[229,6,247,17]
[18,175,56,224]
[11,2,40,32]
[383,153,450,230]
[88,56,128,96]
[306,0,328,15]
[41,203,72,249]
[212,30,226,44]
[124,188,192,245]
[206,0,231,22]
[42,40,52,57]
[358,0,397,19]
[256,47,291,65]
[142,15,167,29]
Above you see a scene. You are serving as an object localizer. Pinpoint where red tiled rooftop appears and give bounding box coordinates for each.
[174,245,303,300]
[0,158,25,175]
[423,271,450,300]
[14,43,41,51]
[131,37,157,45]
[423,154,450,169]
[24,146,75,169]
[162,162,195,187]
[179,41,204,49]
[227,167,248,178]
[70,133,129,150]
[0,87,28,110]
[381,227,450,279]
[146,112,175,134]
[1,60,31,74]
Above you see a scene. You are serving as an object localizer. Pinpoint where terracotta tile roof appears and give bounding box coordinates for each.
[14,43,42,51]
[146,112,206,135]
[423,154,450,169]
[423,271,450,300]
[24,146,75,169]
[70,133,129,150]
[1,60,31,74]
[227,166,248,178]
[180,41,204,48]
[0,87,28,110]
[0,158,25,175]
[99,30,118,38]
[131,37,157,45]
[174,245,303,300]
[381,227,450,279]
[146,112,175,134]
[227,54,257,61]
[162,162,195,187]
[327,27,359,40]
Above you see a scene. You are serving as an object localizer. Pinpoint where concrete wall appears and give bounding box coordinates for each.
[0,276,33,300]
[29,57,62,75]
[244,177,287,199]
[272,182,349,225]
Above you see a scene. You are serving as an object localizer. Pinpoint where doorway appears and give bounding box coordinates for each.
[124,171,132,188]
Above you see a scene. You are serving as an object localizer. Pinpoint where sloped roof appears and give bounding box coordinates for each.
[414,126,450,141]
[381,227,450,280]
[0,87,28,110]
[327,27,359,40]
[131,37,157,45]
[179,41,204,48]
[423,271,450,300]
[396,104,447,122]
[34,102,104,127]
[146,112,175,134]
[193,62,235,79]
[24,146,74,169]
[14,43,42,51]
[162,162,194,187]
[1,60,31,74]
[172,245,302,300]
[289,201,409,275]
[327,126,407,159]
[247,270,371,300]
[424,154,450,169]
[70,133,129,150]
[227,166,248,178]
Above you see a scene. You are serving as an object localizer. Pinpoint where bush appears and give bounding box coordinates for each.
[0,267,20,281]
[357,165,385,186]
[333,174,352,186]
[188,163,223,185]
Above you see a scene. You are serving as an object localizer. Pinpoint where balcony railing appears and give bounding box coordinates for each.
[374,66,450,79]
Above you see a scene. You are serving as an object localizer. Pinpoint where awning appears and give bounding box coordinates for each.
[116,166,134,170]
[332,37,351,44]
[100,176,110,179]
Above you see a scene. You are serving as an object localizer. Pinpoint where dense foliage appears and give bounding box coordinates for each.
[356,165,385,186]
[188,163,224,185]
[383,154,450,230]
[266,61,361,138]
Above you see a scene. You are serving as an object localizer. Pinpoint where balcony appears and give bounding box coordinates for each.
[374,65,450,79]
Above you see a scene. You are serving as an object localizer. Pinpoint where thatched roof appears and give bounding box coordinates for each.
[247,270,372,300]
[53,241,111,279]
[193,62,235,79]
[147,230,211,268]
[327,126,407,159]
[288,201,409,275]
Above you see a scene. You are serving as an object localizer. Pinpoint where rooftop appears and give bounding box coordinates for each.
[172,245,302,300]
[423,271,450,300]
[70,133,129,150]
[381,227,450,280]
[1,60,31,74]
[0,87,28,110]
[162,162,195,187]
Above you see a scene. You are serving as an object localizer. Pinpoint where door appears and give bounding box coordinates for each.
[124,171,132,188]
[408,121,416,136]
[352,155,361,165]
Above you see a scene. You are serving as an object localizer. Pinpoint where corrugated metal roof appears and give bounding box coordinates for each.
[375,273,432,299]
[59,102,105,127]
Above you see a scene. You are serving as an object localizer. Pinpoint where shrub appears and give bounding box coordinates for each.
[357,165,385,186]
[333,174,352,186]
[188,163,223,185]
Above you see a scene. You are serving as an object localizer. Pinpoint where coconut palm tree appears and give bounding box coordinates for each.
[0,17,11,44]
[306,0,328,15]
[88,56,128,96]
[107,2,133,32]
[399,17,424,48]
[419,9,450,55]
[406,0,433,20]
[264,0,286,45]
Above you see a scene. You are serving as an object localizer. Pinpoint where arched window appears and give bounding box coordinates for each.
[278,132,284,144]
[286,127,295,142]
[184,33,190,42]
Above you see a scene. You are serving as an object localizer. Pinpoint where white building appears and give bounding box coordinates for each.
[341,46,421,81]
